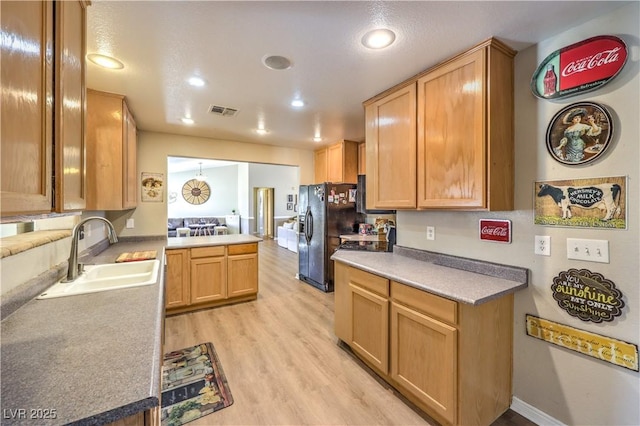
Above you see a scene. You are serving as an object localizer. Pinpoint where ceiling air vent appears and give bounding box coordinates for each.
[208,104,239,117]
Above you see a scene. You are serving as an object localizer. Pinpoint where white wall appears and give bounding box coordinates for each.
[107,131,314,237]
[397,4,639,424]
[167,165,239,218]
[248,163,299,218]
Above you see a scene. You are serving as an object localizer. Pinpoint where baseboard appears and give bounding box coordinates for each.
[511,397,566,426]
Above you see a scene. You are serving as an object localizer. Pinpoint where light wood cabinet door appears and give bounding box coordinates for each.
[334,262,351,343]
[54,0,87,212]
[357,142,366,175]
[123,102,137,209]
[1,1,54,215]
[391,301,457,425]
[227,253,258,298]
[314,148,327,183]
[86,89,137,210]
[365,84,417,209]
[165,249,190,309]
[350,283,389,375]
[326,143,343,182]
[417,49,485,209]
[416,40,514,211]
[190,256,226,304]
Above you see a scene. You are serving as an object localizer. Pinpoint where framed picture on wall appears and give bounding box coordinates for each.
[546,102,613,165]
[141,172,164,202]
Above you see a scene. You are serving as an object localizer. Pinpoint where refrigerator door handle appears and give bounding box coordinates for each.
[304,209,312,244]
[307,210,313,242]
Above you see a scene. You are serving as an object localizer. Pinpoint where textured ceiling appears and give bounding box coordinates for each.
[86,1,628,152]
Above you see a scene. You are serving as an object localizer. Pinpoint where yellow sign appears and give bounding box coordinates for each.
[526,315,638,371]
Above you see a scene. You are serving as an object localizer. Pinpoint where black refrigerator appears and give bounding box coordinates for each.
[298,183,363,292]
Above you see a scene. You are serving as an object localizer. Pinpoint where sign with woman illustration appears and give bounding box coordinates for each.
[546,102,613,165]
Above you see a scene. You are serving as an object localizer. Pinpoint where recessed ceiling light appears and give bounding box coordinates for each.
[263,55,292,70]
[361,29,396,49]
[255,128,269,135]
[313,136,322,142]
[87,53,124,69]
[188,76,206,87]
[291,99,304,108]
[181,117,194,125]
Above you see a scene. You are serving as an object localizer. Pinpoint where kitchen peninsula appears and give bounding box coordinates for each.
[331,246,528,426]
[165,234,262,314]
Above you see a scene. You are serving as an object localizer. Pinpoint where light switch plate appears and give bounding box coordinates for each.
[566,238,609,263]
[126,218,135,229]
[534,235,551,256]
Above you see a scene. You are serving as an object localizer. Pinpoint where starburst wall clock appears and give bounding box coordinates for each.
[182,179,210,205]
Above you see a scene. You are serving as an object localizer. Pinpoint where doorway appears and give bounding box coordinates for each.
[254,187,274,238]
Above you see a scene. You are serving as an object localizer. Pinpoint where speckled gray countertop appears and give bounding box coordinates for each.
[166,234,262,249]
[1,240,166,426]
[331,245,528,305]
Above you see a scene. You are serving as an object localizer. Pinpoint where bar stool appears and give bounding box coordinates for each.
[176,227,190,237]
[213,226,227,235]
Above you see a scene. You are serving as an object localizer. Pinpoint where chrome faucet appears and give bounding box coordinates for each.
[63,216,118,283]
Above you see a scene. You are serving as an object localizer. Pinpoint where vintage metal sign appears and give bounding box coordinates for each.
[531,35,627,100]
[546,102,613,165]
[551,268,624,323]
[526,315,638,371]
[534,176,626,229]
[479,219,511,243]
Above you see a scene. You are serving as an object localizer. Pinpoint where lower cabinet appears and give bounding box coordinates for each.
[165,243,258,314]
[348,268,389,375]
[391,284,458,424]
[190,246,226,304]
[334,262,513,426]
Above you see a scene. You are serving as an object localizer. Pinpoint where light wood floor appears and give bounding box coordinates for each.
[164,239,535,426]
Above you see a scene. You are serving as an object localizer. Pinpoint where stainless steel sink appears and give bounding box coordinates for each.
[37,260,160,299]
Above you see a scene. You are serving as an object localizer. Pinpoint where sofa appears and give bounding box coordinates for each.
[277,220,298,253]
[168,217,224,237]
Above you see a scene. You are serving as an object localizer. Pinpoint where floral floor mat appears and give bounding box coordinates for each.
[161,342,233,426]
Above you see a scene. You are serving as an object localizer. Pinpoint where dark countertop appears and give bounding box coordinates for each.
[0,240,166,425]
[331,245,528,305]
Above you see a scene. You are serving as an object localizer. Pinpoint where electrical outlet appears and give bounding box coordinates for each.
[534,235,550,256]
[566,238,610,263]
[126,218,135,229]
[426,226,435,240]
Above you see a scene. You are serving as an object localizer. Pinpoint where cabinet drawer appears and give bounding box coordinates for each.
[391,281,457,325]
[191,246,225,258]
[350,267,389,297]
[228,243,258,255]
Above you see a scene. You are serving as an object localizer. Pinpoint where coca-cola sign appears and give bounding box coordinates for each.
[479,219,511,243]
[531,35,627,100]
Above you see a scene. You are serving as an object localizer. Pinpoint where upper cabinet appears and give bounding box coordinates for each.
[55,0,88,212]
[86,89,138,210]
[365,84,417,209]
[314,139,359,184]
[1,1,88,216]
[364,38,515,211]
[357,142,366,175]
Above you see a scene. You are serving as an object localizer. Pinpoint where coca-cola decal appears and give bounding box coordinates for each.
[531,35,627,100]
[479,219,511,243]
[551,269,624,323]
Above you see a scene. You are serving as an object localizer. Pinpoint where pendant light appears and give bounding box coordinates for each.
[195,162,207,181]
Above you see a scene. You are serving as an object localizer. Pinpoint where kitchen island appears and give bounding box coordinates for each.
[331,246,528,426]
[1,240,167,426]
[165,234,262,314]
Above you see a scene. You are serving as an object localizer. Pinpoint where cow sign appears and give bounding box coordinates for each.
[534,177,626,229]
